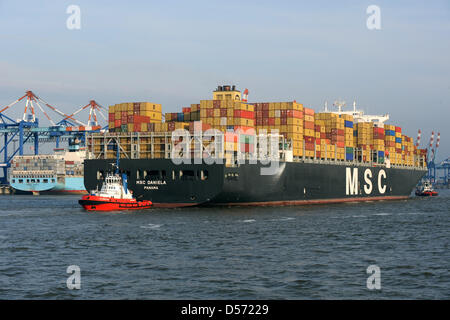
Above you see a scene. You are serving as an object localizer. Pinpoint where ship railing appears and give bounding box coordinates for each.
[86,132,427,170]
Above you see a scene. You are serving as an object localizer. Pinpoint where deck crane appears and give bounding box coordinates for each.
[0,90,105,184]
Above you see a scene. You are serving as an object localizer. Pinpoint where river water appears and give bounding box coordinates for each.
[0,191,449,299]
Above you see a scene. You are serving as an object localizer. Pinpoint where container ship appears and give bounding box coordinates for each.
[11,138,87,195]
[83,85,427,207]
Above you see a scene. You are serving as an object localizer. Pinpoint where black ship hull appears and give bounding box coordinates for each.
[84,159,427,207]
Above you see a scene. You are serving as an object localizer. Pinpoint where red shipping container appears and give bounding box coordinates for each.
[182,107,191,113]
[320,132,327,139]
[316,151,321,158]
[262,110,269,118]
[213,100,221,108]
[133,102,140,108]
[134,123,141,132]
[305,136,315,143]
[336,141,345,148]
[256,111,262,118]
[268,118,275,126]
[280,117,287,125]
[114,119,121,127]
[234,126,255,134]
[242,110,254,119]
[262,103,269,110]
[374,127,384,134]
[395,126,402,133]
[109,113,115,121]
[305,142,315,150]
[234,110,241,118]
[225,132,238,143]
[256,118,263,125]
[337,129,344,135]
[220,109,227,117]
[128,115,134,123]
[263,118,269,125]
[316,138,321,145]
[293,110,303,119]
[303,107,315,116]
[121,111,127,118]
[207,109,214,117]
[304,121,315,129]
[240,143,255,153]
[122,117,128,124]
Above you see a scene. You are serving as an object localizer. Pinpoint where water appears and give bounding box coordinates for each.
[0,191,449,299]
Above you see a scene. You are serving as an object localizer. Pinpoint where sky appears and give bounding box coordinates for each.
[0,0,449,161]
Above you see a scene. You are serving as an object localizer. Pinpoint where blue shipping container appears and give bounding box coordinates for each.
[345,153,354,161]
[395,137,402,143]
[378,151,385,157]
[177,113,184,121]
[344,120,353,128]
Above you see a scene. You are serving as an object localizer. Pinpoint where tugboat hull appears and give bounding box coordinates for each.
[79,195,153,211]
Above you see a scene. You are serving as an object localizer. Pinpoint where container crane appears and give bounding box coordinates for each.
[0,90,106,184]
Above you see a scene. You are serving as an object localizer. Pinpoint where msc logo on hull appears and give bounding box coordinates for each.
[346,168,387,195]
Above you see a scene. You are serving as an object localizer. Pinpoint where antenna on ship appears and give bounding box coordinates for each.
[353,101,357,113]
[324,101,328,112]
[333,100,346,113]
[242,88,249,102]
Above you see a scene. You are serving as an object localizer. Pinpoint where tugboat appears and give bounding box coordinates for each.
[415,180,439,197]
[79,149,152,211]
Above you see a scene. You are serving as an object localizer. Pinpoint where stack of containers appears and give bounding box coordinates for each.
[394,126,402,165]
[303,107,315,158]
[254,102,304,157]
[384,124,396,164]
[108,102,162,132]
[224,131,239,166]
[314,113,336,159]
[341,114,354,161]
[401,135,414,166]
[196,99,255,133]
[356,122,373,162]
[190,104,200,121]
[415,148,427,167]
[331,116,345,160]
[373,126,385,163]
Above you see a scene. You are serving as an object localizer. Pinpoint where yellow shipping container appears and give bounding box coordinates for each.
[304,115,314,122]
[304,128,315,137]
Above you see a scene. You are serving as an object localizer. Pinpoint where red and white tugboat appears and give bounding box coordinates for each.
[79,149,152,211]
[79,174,152,211]
[415,180,438,197]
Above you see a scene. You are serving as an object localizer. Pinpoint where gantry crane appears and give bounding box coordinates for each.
[0,90,107,184]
